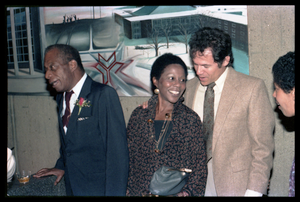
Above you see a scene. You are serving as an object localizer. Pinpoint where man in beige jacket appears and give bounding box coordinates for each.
[185,27,274,196]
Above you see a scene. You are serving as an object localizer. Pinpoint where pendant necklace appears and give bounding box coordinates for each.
[153,112,172,153]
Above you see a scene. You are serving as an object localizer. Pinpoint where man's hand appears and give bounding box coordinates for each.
[33,168,65,185]
[142,101,148,109]
[177,191,189,197]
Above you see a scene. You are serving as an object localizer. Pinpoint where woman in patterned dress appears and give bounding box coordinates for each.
[126,53,207,196]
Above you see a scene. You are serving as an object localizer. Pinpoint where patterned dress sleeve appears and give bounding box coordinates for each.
[181,112,207,196]
[126,106,141,196]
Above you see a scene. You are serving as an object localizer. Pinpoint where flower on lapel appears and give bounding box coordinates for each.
[75,97,91,115]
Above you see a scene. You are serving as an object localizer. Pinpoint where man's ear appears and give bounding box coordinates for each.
[291,87,295,101]
[222,56,230,67]
[69,60,78,72]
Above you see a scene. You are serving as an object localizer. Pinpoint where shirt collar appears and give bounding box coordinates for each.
[70,73,87,97]
[214,67,229,93]
[198,67,229,93]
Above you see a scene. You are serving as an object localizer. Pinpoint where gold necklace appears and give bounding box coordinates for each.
[148,112,172,153]
[155,113,172,153]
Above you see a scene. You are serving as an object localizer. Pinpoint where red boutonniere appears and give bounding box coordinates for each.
[75,97,91,115]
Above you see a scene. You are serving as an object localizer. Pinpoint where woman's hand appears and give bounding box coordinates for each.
[139,101,149,109]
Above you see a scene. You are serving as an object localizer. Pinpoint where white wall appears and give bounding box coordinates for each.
[247,6,295,196]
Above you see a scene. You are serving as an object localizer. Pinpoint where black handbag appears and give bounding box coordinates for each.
[149,166,192,196]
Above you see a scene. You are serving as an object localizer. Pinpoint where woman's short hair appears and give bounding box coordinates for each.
[150,53,188,93]
[272,51,295,93]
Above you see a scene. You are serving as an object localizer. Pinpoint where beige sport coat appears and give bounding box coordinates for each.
[184,67,275,196]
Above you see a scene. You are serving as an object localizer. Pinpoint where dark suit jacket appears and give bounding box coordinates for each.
[54,76,129,196]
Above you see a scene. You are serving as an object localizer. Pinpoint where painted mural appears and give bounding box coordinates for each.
[44,6,249,96]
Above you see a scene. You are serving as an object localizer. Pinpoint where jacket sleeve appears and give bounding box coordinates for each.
[54,93,65,171]
[246,79,275,194]
[125,107,141,195]
[54,146,65,170]
[100,86,129,196]
[182,114,207,196]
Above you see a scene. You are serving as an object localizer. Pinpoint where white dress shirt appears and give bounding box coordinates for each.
[193,67,229,121]
[62,73,87,133]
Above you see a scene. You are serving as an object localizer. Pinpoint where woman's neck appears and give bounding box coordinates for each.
[155,98,174,120]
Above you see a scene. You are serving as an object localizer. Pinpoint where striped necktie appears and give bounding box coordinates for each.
[62,90,74,128]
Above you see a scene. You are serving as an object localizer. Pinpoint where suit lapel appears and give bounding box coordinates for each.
[185,77,200,109]
[66,76,93,136]
[56,93,68,146]
[213,67,239,152]
[57,93,64,121]
[56,93,64,132]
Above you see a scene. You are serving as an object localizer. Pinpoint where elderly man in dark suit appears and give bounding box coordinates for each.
[33,44,129,196]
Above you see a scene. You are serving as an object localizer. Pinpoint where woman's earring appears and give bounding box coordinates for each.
[154,88,159,94]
